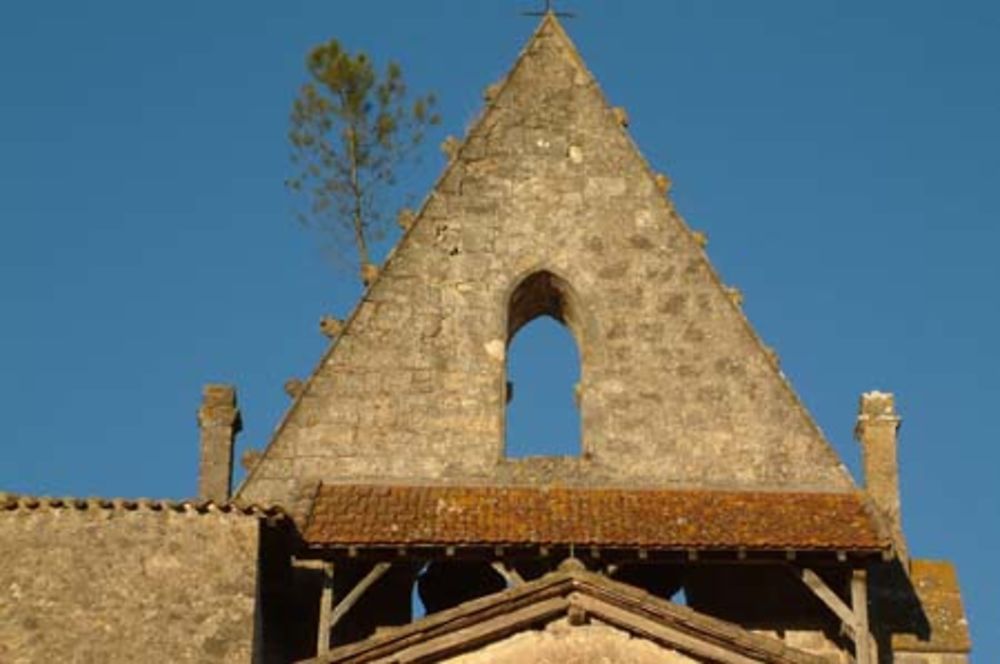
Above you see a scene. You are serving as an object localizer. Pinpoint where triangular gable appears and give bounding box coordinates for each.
[238,15,853,507]
[301,564,827,664]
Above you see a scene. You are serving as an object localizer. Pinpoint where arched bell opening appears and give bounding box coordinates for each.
[503,270,586,459]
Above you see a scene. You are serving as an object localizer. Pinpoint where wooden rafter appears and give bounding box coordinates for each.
[794,567,876,663]
[851,569,874,664]
[316,562,392,654]
[316,562,335,654]
[798,568,857,638]
[491,561,525,587]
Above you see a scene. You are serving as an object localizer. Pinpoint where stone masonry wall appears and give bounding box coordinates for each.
[894,655,970,664]
[239,17,853,507]
[446,618,699,664]
[0,505,260,664]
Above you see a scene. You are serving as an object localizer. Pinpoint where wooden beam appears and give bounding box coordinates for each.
[316,562,335,654]
[796,568,857,639]
[326,562,391,635]
[851,569,875,664]
[387,597,568,662]
[574,595,762,664]
[491,561,525,587]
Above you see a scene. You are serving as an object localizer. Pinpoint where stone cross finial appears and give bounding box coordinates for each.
[522,0,575,18]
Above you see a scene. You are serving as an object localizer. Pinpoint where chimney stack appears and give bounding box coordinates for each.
[854,391,906,561]
[197,384,242,503]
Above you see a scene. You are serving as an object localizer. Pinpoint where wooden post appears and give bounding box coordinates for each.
[316,562,335,655]
[851,569,875,664]
[795,565,878,662]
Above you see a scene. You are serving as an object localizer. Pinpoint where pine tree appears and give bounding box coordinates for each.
[287,40,440,281]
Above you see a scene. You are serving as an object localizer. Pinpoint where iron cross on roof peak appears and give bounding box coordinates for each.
[522,0,576,18]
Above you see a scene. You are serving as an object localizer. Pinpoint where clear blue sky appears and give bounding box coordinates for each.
[1,1,996,659]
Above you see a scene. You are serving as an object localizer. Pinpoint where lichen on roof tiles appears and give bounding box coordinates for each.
[0,493,285,518]
[302,483,888,551]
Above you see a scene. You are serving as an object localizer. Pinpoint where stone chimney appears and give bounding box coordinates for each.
[854,391,906,561]
[197,384,242,503]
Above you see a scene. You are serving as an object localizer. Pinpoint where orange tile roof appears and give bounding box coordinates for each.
[0,493,285,518]
[302,484,888,552]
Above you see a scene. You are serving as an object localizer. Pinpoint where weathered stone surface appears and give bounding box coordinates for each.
[856,391,906,559]
[197,383,240,503]
[894,655,970,664]
[0,507,259,663]
[447,619,698,664]
[238,15,852,508]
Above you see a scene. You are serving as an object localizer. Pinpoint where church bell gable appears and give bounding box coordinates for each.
[238,14,853,507]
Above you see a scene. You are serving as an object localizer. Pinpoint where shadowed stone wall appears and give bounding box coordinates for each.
[894,655,970,664]
[0,505,260,664]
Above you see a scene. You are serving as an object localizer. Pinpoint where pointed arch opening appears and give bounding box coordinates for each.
[504,270,584,458]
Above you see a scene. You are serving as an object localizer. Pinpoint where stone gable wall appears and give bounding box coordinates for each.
[239,19,852,506]
[445,619,698,664]
[0,508,259,663]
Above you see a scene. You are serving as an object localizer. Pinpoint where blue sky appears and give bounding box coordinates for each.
[1,1,997,658]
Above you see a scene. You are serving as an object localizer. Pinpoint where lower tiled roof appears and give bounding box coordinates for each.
[0,493,284,517]
[303,484,888,552]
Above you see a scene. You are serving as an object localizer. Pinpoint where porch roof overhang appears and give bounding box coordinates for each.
[298,483,891,562]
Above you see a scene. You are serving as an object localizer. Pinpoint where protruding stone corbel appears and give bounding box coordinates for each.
[483,82,503,103]
[440,135,461,161]
[613,106,630,128]
[724,286,744,307]
[654,172,672,195]
[319,315,344,339]
[284,378,305,399]
[360,262,380,286]
[240,448,261,473]
[397,207,416,231]
[764,345,780,367]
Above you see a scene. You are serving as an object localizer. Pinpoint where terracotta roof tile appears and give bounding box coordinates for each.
[303,484,888,551]
[0,493,285,518]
